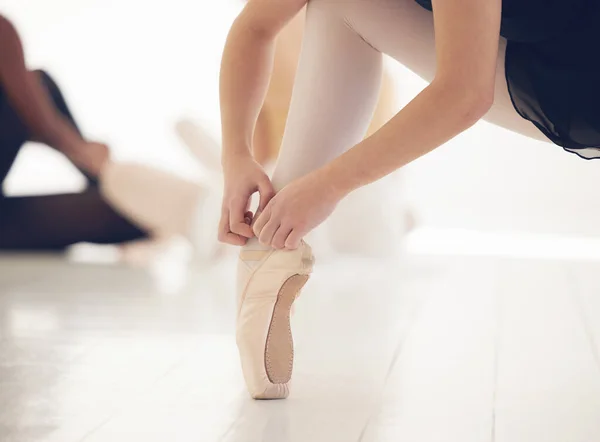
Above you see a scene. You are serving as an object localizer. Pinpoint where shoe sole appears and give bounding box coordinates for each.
[264,273,309,385]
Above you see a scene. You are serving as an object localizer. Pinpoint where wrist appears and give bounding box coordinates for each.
[44,119,83,154]
[221,129,252,161]
[316,163,355,201]
[221,147,253,169]
[53,131,84,155]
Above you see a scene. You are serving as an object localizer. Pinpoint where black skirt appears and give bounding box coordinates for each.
[415,0,600,159]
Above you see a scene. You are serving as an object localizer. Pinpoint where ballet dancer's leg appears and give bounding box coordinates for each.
[236,0,383,400]
[237,0,555,400]
[270,2,383,189]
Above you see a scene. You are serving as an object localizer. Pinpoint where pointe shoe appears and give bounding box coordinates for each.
[236,241,314,399]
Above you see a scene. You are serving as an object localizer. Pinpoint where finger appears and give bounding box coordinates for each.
[284,229,303,250]
[223,232,248,246]
[271,224,293,250]
[218,208,247,246]
[218,207,230,242]
[252,208,271,237]
[258,219,281,246]
[257,178,276,212]
[229,196,254,238]
[244,211,253,225]
[250,209,262,229]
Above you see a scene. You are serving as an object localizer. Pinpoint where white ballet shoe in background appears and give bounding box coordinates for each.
[174,118,230,263]
[174,118,222,176]
[100,160,225,263]
[99,161,204,238]
[236,241,314,399]
[187,173,226,263]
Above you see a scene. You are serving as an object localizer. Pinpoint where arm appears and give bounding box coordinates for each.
[217,0,308,244]
[252,0,502,249]
[219,0,308,160]
[325,0,501,197]
[0,16,84,155]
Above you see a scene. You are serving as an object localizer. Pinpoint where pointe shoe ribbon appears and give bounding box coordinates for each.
[236,241,314,399]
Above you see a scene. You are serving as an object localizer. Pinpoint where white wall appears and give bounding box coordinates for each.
[386,62,600,237]
[2,0,240,193]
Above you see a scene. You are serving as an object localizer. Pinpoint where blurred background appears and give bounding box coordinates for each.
[2,1,600,441]
[5,0,600,253]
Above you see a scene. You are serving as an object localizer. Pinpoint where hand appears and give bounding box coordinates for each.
[219,153,275,246]
[65,141,110,177]
[253,171,341,250]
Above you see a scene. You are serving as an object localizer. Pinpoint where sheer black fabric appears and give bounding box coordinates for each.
[415,0,600,156]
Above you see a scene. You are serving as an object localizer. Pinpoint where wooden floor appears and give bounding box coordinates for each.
[1,248,599,442]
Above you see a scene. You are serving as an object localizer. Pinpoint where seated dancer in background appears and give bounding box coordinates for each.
[0,14,215,258]
[0,14,146,251]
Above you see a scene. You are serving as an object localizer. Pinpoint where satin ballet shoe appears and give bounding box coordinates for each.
[236,241,314,399]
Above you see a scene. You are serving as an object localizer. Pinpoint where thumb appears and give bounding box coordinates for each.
[257,177,276,212]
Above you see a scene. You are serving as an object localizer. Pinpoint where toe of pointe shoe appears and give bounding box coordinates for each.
[236,242,313,399]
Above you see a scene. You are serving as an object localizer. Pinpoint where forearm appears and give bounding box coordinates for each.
[326,80,492,196]
[17,71,83,152]
[219,19,276,161]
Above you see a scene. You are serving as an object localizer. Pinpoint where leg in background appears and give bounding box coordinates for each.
[174,118,222,174]
[0,189,146,251]
[0,70,147,251]
[99,162,205,240]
